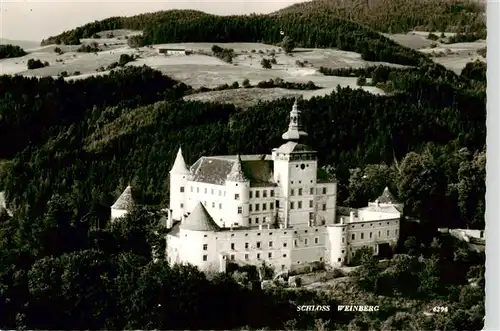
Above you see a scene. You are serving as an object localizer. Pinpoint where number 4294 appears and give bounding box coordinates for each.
[433,306,449,313]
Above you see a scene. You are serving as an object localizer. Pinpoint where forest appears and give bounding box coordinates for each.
[276,0,486,35]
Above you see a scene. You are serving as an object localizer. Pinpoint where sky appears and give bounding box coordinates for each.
[0,0,308,41]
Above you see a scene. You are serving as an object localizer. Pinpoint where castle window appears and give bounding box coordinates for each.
[180,186,184,193]
[270,190,274,197]
[230,255,235,261]
[249,204,252,212]
[298,201,302,209]
[203,244,208,250]
[290,202,294,209]
[211,189,214,195]
[294,240,298,247]
[291,189,295,196]
[256,191,260,198]
[352,234,355,240]
[283,242,287,247]
[370,232,373,239]
[291,181,294,184]
[309,212,314,220]
[249,191,253,198]
[298,188,302,196]
[255,204,260,211]
[219,190,222,196]
[268,252,272,258]
[337,258,341,262]
[180,203,184,208]
[197,187,199,193]
[276,200,280,208]
[387,222,390,225]
[219,203,222,209]
[361,233,364,239]
[309,200,313,208]
[281,264,285,270]
[256,217,259,223]
[322,204,326,211]
[249,218,252,224]
[263,190,267,198]
[212,202,215,208]
[237,207,242,214]
[257,241,261,248]
[190,187,193,192]
[322,187,327,194]
[395,229,398,236]
[310,188,314,194]
[341,250,345,254]
[204,188,207,194]
[203,255,207,261]
[304,239,308,245]
[262,203,267,211]
[387,230,390,236]
[315,237,319,244]
[283,254,287,258]
[257,253,261,259]
[231,243,235,250]
[270,203,274,210]
[378,231,381,237]
[342,238,344,243]
[245,242,249,249]
[235,194,240,200]
[297,261,301,264]
[269,241,273,248]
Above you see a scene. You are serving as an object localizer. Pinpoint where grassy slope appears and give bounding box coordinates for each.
[275,0,486,33]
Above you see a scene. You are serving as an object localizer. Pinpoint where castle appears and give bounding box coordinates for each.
[111,99,402,273]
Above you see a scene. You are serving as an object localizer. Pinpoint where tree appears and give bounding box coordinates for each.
[261,58,272,69]
[26,59,45,70]
[281,36,295,54]
[356,76,366,86]
[353,247,378,290]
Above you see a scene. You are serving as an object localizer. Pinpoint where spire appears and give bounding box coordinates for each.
[376,187,400,204]
[226,154,248,182]
[282,97,308,141]
[170,147,190,174]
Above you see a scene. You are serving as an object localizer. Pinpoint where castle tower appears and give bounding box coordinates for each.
[224,154,250,227]
[111,185,136,221]
[170,147,190,220]
[272,98,318,228]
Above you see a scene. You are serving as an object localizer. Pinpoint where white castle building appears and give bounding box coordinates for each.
[111,99,402,273]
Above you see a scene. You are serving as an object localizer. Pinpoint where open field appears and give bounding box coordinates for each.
[385,30,486,74]
[0,29,486,104]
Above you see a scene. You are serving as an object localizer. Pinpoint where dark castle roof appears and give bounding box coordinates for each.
[190,155,275,186]
[111,186,136,210]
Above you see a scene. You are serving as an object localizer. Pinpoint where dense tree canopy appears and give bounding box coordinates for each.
[0,44,27,59]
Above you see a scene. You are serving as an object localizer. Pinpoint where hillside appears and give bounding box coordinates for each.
[39,10,429,67]
[275,0,486,34]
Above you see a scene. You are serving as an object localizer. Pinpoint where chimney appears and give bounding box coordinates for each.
[349,211,355,223]
[166,209,173,229]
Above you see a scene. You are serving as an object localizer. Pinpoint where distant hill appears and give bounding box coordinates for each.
[274,0,486,34]
[0,38,40,50]
[39,10,430,67]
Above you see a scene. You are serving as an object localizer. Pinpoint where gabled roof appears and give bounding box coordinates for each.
[111,185,136,210]
[276,141,315,154]
[190,155,275,186]
[376,187,400,204]
[180,202,221,232]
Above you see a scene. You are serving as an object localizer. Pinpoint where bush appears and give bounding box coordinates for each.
[231,81,239,88]
[106,32,115,38]
[261,58,272,69]
[242,79,250,87]
[54,47,64,55]
[270,57,277,64]
[26,59,46,70]
[119,54,134,66]
[427,33,439,41]
[357,76,367,86]
[127,35,146,48]
[77,42,100,53]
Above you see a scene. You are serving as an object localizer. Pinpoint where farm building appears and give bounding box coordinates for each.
[157,47,187,55]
